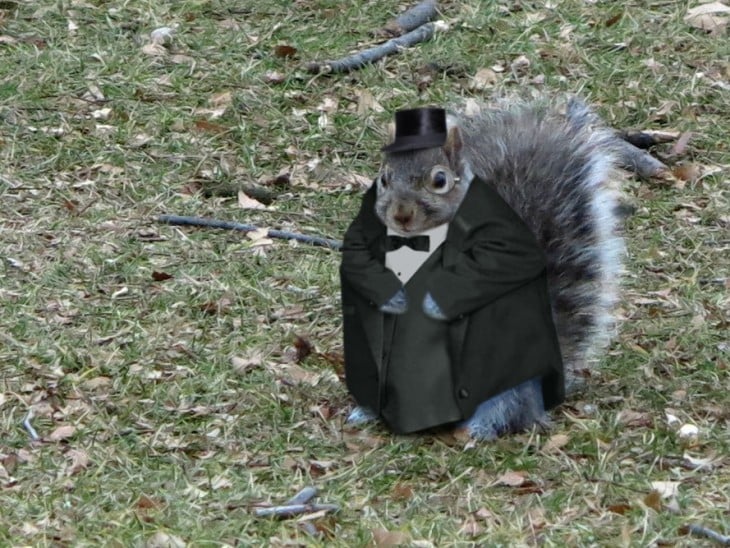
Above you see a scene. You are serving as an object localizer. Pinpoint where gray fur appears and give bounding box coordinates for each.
[376,97,626,384]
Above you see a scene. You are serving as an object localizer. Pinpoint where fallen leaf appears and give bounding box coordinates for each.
[458,516,485,536]
[616,409,653,427]
[283,364,321,386]
[193,119,227,133]
[495,470,528,487]
[391,483,414,502]
[607,502,632,515]
[643,490,663,511]
[356,89,383,114]
[685,1,730,34]
[670,131,693,155]
[293,335,313,363]
[231,355,261,375]
[66,448,89,475]
[273,44,297,58]
[470,68,499,90]
[152,271,173,282]
[0,35,18,45]
[542,433,570,452]
[672,163,701,182]
[141,42,167,56]
[82,376,112,390]
[238,191,267,210]
[145,531,186,548]
[48,425,76,442]
[136,494,163,510]
[372,528,410,547]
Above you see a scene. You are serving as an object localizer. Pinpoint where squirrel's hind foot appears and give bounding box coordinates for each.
[461,377,548,440]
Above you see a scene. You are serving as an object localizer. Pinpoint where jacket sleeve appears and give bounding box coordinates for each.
[426,194,546,321]
[340,184,403,307]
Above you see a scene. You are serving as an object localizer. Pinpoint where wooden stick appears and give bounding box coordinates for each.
[156,215,342,250]
[253,503,340,518]
[285,486,318,505]
[686,524,730,545]
[379,0,439,37]
[306,22,441,74]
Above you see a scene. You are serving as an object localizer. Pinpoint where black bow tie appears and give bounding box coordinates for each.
[386,234,430,252]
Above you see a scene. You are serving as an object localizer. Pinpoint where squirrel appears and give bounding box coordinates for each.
[343,96,654,440]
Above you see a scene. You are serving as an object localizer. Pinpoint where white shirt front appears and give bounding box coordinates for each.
[385,223,449,284]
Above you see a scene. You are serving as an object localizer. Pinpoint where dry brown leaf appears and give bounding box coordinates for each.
[670,131,693,155]
[607,502,632,515]
[48,425,76,441]
[136,494,163,510]
[391,483,414,502]
[458,516,485,537]
[152,271,173,282]
[616,409,653,427]
[685,2,730,33]
[495,469,528,487]
[643,489,663,511]
[66,448,89,475]
[542,433,570,452]
[672,163,701,182]
[372,528,410,547]
[284,364,321,386]
[237,191,267,210]
[293,335,313,363]
[470,68,499,90]
[273,44,297,58]
[145,531,186,548]
[82,376,112,390]
[356,89,383,114]
[141,43,167,57]
[231,354,262,375]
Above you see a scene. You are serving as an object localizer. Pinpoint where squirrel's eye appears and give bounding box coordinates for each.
[378,170,390,188]
[427,167,455,195]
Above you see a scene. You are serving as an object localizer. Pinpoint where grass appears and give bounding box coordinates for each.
[1,0,728,545]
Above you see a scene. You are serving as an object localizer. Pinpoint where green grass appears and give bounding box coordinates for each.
[1,0,728,545]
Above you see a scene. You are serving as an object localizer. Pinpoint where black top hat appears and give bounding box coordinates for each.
[382,107,447,153]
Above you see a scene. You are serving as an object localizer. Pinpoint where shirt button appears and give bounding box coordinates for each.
[458,388,469,399]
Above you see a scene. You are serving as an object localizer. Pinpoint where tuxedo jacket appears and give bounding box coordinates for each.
[340,177,565,434]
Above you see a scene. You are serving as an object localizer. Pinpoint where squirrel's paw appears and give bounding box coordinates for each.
[380,288,408,314]
[460,377,548,440]
[346,405,379,425]
[423,292,447,320]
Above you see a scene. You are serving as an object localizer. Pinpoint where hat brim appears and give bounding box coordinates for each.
[381,132,447,153]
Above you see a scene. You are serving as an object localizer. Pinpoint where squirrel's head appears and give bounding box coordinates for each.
[375,114,472,235]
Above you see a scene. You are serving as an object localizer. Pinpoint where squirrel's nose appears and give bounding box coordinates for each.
[393,206,413,227]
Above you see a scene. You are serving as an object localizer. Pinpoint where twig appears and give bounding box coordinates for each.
[379,0,439,37]
[253,503,340,518]
[23,408,40,441]
[155,215,342,250]
[306,22,443,74]
[285,486,318,505]
[686,523,730,545]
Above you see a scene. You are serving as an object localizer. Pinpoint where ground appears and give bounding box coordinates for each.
[0,1,728,546]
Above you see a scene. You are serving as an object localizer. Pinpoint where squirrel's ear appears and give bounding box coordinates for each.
[443,115,462,162]
[386,122,396,144]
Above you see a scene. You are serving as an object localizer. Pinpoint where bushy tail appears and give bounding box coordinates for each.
[458,98,626,381]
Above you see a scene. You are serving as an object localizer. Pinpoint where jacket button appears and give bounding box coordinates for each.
[458,388,469,399]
